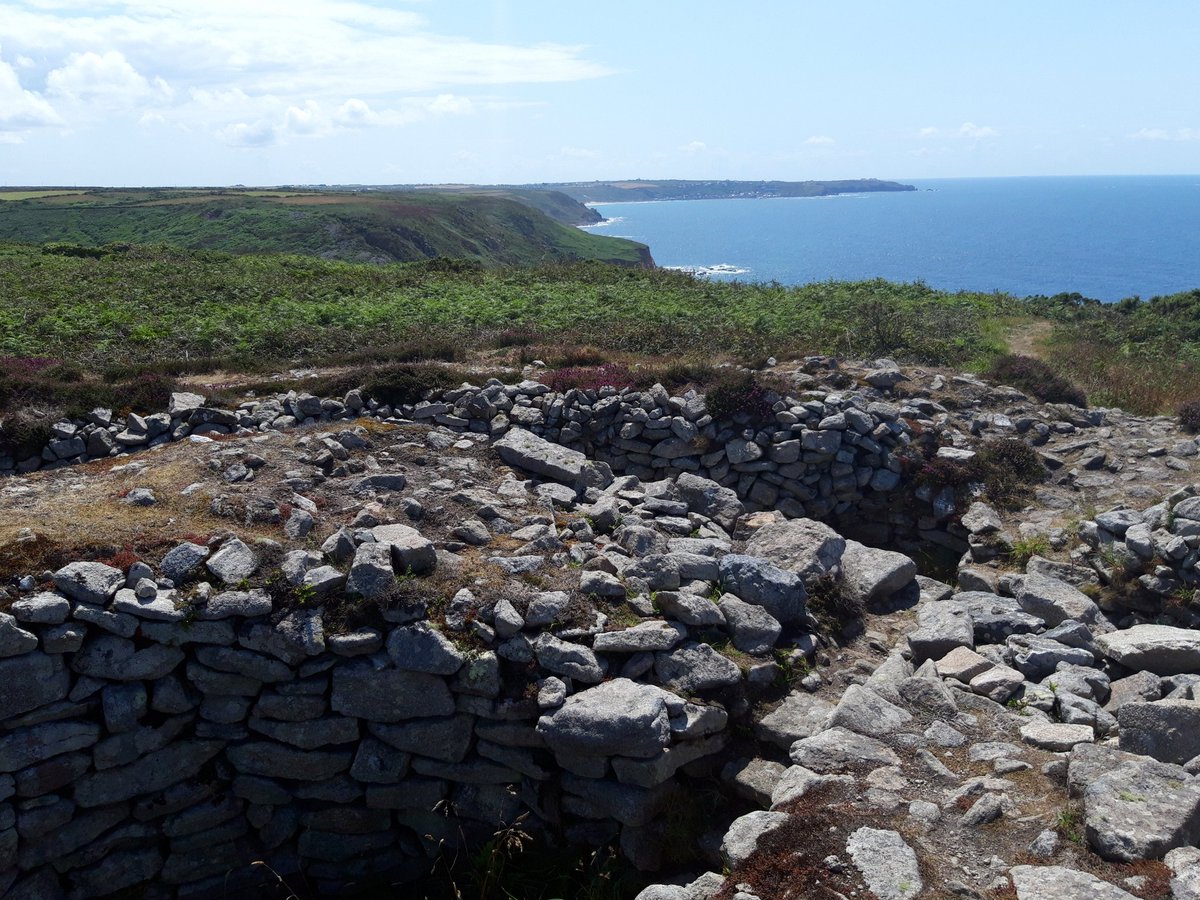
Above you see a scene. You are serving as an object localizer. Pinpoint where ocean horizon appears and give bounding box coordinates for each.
[582,175,1200,302]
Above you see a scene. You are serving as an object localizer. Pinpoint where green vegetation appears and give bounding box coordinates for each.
[0,188,648,267]
[3,209,1200,427]
[986,354,1087,406]
[0,243,1014,369]
[0,190,86,202]
[1008,533,1050,568]
[1027,289,1200,414]
[912,437,1046,511]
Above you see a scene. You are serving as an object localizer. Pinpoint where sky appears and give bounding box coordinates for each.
[0,1,1198,186]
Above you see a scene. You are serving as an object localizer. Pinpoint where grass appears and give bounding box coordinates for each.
[0,190,86,201]
[1008,534,1050,568]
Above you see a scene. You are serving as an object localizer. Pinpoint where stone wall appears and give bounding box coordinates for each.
[2,373,952,547]
[0,544,744,897]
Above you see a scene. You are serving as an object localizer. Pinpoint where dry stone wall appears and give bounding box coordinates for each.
[2,371,947,546]
[0,537,742,897]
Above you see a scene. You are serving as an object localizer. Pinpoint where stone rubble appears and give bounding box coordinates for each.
[2,360,1200,897]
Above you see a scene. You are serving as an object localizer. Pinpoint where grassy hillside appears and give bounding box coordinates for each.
[319,186,603,225]
[0,189,647,267]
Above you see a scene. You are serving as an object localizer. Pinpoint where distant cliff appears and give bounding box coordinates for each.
[524,178,917,204]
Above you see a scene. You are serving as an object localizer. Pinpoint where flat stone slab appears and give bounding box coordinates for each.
[742,518,846,581]
[936,646,994,683]
[828,685,913,738]
[790,726,900,773]
[537,678,672,759]
[1082,755,1200,862]
[754,693,835,750]
[494,427,586,484]
[1009,865,1138,899]
[53,561,123,604]
[1097,625,1200,676]
[1015,572,1105,629]
[1020,722,1095,752]
[846,826,923,900]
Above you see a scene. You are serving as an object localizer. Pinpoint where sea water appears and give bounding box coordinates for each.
[582,176,1200,301]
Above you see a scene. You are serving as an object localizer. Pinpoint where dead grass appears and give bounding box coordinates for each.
[0,448,276,582]
[1048,337,1200,415]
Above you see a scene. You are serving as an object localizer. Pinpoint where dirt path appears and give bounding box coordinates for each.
[1005,319,1055,359]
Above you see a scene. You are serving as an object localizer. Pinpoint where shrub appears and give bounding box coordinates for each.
[1179,398,1200,433]
[703,372,776,425]
[915,437,1046,510]
[987,354,1088,407]
[360,364,466,406]
[548,346,610,369]
[0,407,56,459]
[639,361,719,392]
[544,363,636,393]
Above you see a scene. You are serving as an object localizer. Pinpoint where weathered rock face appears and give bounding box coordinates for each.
[537,679,672,760]
[742,518,846,581]
[1097,624,1200,676]
[1117,700,1200,764]
[845,827,923,900]
[494,426,589,485]
[840,540,917,606]
[1008,865,1139,899]
[1081,755,1200,861]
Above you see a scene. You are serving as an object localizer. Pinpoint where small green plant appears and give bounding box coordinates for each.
[1055,805,1084,844]
[1009,533,1050,568]
[293,583,317,606]
[1097,545,1132,586]
[1117,790,1146,803]
[1005,697,1029,714]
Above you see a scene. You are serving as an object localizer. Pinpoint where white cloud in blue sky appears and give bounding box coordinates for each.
[0,1,1197,184]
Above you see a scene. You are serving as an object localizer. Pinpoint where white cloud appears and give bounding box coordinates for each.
[680,140,707,153]
[958,122,998,139]
[334,98,377,127]
[918,122,999,140]
[217,119,278,147]
[0,0,611,143]
[804,134,835,146]
[0,50,60,134]
[429,93,473,116]
[47,50,153,100]
[1129,127,1200,142]
[218,92,476,147]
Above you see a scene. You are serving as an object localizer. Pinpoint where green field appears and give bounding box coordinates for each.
[0,190,86,202]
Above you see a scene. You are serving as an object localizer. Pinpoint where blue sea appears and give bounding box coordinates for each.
[582,176,1200,301]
